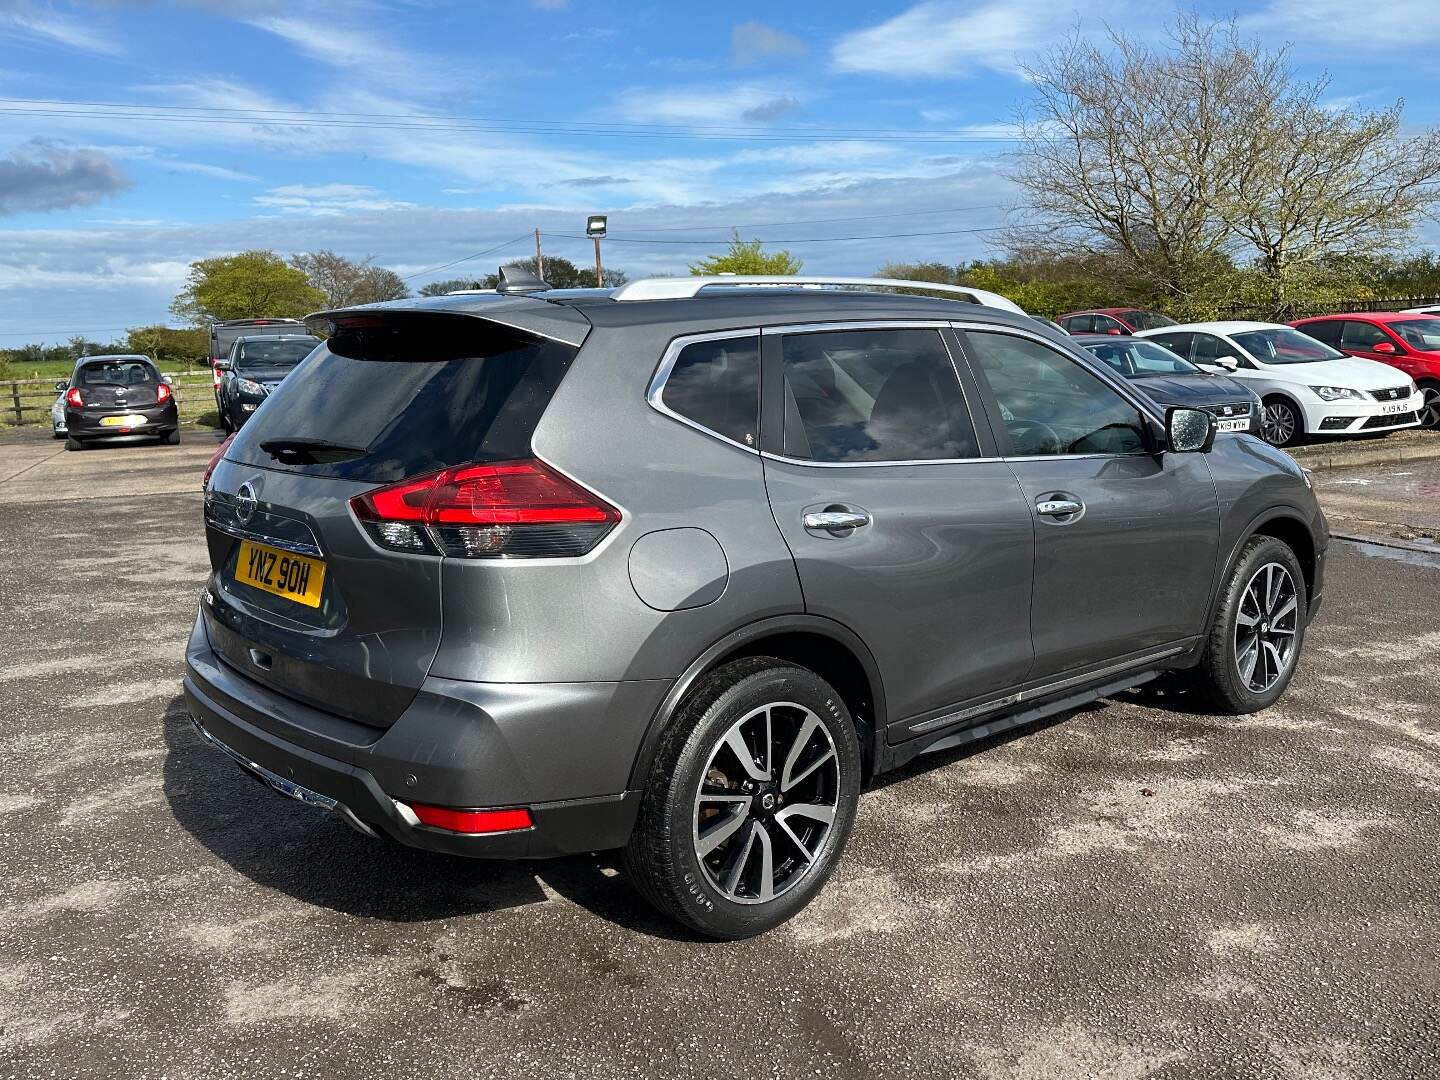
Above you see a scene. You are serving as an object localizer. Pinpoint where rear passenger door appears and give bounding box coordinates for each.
[759,322,1036,740]
[955,326,1220,682]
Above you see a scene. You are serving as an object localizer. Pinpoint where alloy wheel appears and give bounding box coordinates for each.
[1262,402,1296,446]
[1234,562,1299,694]
[692,702,840,905]
[1420,385,1440,429]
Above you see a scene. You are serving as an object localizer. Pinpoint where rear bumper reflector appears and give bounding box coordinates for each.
[404,803,534,834]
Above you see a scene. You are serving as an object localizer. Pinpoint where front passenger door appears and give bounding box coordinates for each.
[957,327,1220,682]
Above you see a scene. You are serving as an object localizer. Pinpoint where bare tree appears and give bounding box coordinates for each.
[291,250,409,307]
[1008,15,1440,317]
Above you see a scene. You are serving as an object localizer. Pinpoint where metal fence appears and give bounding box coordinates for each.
[1221,297,1440,321]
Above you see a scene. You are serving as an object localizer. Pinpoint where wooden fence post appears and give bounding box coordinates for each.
[10,382,20,425]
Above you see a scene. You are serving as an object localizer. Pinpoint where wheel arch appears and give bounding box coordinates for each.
[627,615,888,790]
[1204,508,1319,636]
[1259,390,1307,441]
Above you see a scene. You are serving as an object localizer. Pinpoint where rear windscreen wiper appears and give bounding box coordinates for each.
[259,438,368,464]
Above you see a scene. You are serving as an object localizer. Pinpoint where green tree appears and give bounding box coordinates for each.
[170,250,326,325]
[479,256,628,290]
[689,234,801,276]
[125,326,209,370]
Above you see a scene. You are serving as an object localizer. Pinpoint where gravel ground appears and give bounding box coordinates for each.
[1,441,1438,1079]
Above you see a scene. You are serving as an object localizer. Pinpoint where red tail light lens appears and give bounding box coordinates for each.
[406,803,533,834]
[156,382,172,405]
[202,434,234,490]
[352,458,619,558]
[65,387,84,408]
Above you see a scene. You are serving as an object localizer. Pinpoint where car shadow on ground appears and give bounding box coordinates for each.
[158,695,697,941]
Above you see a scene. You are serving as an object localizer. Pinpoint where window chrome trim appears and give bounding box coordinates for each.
[760,319,989,468]
[645,328,762,454]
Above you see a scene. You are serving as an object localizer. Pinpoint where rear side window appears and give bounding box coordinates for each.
[1145,332,1193,359]
[1301,320,1342,346]
[1062,315,1095,333]
[658,335,759,447]
[228,316,578,482]
[1339,321,1389,350]
[779,327,978,463]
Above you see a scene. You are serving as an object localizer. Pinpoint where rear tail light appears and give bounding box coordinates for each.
[212,363,222,388]
[351,458,619,558]
[406,803,533,834]
[202,434,234,490]
[65,387,83,408]
[156,382,172,405]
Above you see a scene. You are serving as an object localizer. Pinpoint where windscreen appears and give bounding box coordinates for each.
[1232,328,1345,365]
[227,316,579,482]
[235,338,318,372]
[1390,319,1440,350]
[79,360,158,386]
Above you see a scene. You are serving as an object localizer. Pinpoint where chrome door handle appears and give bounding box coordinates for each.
[803,510,871,533]
[1035,498,1083,517]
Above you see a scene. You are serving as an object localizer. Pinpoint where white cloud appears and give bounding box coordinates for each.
[1240,0,1440,49]
[254,184,415,215]
[613,83,806,126]
[731,21,807,67]
[0,1,121,55]
[833,0,1088,78]
[245,13,459,96]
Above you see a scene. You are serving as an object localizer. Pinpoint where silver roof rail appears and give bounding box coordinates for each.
[608,275,1028,315]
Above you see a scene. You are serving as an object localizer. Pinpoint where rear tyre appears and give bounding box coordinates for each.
[219,410,234,435]
[64,437,85,451]
[164,429,180,445]
[1418,382,1440,430]
[1192,535,1307,714]
[623,658,862,939]
[1260,397,1302,447]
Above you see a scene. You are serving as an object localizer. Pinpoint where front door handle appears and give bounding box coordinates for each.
[1035,498,1083,518]
[803,509,871,535]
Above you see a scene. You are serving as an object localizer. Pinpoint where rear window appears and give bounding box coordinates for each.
[235,338,318,371]
[79,360,157,386]
[659,335,759,447]
[228,316,578,482]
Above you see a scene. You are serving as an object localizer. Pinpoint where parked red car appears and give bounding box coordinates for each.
[1290,313,1440,429]
[1058,308,1178,335]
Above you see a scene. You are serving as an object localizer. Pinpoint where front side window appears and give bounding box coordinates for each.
[1389,319,1440,350]
[1232,327,1346,365]
[1093,315,1128,334]
[1339,321,1390,351]
[659,335,759,447]
[965,331,1149,457]
[1145,332,1194,360]
[779,327,977,463]
[1120,310,1178,331]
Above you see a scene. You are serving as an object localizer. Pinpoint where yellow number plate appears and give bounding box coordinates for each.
[100,414,146,427]
[235,540,326,608]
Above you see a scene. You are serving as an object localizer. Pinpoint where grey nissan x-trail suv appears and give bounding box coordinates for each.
[184,273,1327,938]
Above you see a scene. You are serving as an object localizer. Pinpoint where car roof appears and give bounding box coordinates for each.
[233,334,316,343]
[1137,321,1283,334]
[1063,308,1145,317]
[75,354,151,364]
[310,288,1043,347]
[1070,334,1152,344]
[1295,312,1434,323]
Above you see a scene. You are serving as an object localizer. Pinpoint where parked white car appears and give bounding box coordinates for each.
[1135,322,1423,447]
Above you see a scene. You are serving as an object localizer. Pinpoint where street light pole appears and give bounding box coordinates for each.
[534,228,544,281]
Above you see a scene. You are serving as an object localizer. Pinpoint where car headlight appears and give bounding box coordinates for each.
[236,378,265,396]
[1308,385,1363,401]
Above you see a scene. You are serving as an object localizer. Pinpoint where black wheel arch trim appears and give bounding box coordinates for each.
[625,613,888,791]
[1201,506,1322,643]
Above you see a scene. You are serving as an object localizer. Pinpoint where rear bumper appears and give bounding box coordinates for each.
[67,403,178,440]
[182,610,664,858]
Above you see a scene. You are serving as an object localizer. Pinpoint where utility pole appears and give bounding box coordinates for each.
[534,228,544,281]
[586,215,607,288]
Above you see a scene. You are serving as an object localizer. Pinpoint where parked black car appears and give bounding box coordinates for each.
[1074,334,1262,436]
[216,336,320,433]
[62,354,178,450]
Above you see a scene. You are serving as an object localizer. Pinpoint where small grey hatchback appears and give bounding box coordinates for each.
[185,273,1328,938]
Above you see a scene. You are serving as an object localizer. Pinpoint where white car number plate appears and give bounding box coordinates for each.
[1378,401,1409,415]
[1216,418,1249,432]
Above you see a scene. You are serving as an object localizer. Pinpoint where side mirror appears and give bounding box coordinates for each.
[1372,341,1399,355]
[54,381,67,393]
[161,374,174,385]
[1168,407,1216,453]
[214,360,231,372]
[1106,327,1125,336]
[1213,356,1240,371]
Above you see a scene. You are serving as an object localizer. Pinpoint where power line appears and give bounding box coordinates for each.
[401,233,533,281]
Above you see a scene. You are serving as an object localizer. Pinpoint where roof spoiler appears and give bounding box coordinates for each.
[304,300,590,349]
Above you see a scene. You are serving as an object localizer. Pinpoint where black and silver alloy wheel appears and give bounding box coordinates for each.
[625,658,861,939]
[1233,562,1299,693]
[1261,400,1298,446]
[1419,384,1440,429]
[693,702,839,905]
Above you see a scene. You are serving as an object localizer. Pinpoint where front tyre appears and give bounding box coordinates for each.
[1193,536,1307,714]
[1261,397,1302,447]
[624,658,862,939]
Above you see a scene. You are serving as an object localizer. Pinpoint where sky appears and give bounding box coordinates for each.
[2,0,1440,344]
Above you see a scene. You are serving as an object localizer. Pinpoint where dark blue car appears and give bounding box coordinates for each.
[1074,333,1261,435]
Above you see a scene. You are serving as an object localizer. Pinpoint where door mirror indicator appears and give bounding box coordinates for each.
[1168,407,1216,453]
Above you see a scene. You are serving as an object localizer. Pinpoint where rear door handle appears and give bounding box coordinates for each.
[803,509,871,535]
[1035,498,1083,518]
